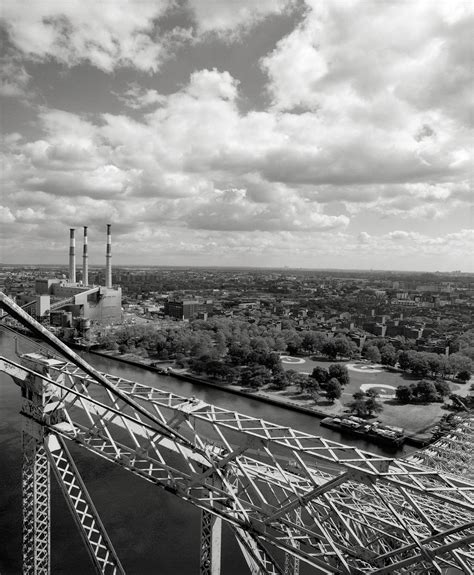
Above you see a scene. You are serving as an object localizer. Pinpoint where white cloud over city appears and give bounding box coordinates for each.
[0,0,472,270]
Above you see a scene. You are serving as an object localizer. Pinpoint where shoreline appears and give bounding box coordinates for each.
[80,346,429,448]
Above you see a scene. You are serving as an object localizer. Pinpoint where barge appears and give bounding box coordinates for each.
[321,415,405,447]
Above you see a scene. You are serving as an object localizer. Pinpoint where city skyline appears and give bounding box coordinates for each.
[1,0,473,271]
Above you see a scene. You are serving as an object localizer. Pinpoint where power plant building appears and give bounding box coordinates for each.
[34,225,122,325]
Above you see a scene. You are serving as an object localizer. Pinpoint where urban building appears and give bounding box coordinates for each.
[164,299,213,320]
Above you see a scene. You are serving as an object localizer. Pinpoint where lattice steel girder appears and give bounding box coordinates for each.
[284,508,301,575]
[3,355,474,574]
[407,415,474,482]
[22,432,50,575]
[45,434,125,575]
[200,511,222,575]
[33,355,474,509]
[50,417,473,575]
[232,527,283,575]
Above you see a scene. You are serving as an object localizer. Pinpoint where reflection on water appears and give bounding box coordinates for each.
[0,330,409,574]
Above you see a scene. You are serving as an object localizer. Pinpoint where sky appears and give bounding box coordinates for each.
[0,0,473,271]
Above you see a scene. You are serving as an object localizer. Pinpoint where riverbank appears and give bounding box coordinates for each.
[83,347,434,447]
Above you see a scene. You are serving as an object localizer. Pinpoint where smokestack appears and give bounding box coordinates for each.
[105,223,112,288]
[82,226,88,286]
[69,228,76,283]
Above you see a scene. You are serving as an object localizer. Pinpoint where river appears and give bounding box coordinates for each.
[0,329,412,574]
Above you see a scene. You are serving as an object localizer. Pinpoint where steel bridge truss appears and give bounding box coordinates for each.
[0,292,473,574]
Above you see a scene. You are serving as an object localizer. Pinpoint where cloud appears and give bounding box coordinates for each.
[187,0,294,39]
[0,0,298,73]
[355,228,474,253]
[2,63,472,243]
[1,0,472,269]
[259,0,472,191]
[0,54,31,97]
[262,0,473,122]
[1,0,173,72]
[185,188,349,231]
[115,84,166,110]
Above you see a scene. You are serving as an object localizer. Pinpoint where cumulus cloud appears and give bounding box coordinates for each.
[262,0,473,120]
[1,0,172,72]
[185,188,349,231]
[115,84,166,110]
[187,0,294,38]
[1,1,472,269]
[0,0,297,72]
[0,54,31,97]
[2,62,472,242]
[259,0,472,191]
[357,229,474,258]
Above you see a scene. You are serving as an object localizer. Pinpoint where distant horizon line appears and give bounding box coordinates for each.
[0,263,472,275]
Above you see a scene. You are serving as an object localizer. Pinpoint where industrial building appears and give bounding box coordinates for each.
[164,299,213,321]
[33,225,122,328]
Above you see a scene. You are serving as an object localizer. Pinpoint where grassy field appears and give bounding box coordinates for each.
[280,356,469,435]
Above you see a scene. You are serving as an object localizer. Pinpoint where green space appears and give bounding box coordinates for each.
[279,356,470,435]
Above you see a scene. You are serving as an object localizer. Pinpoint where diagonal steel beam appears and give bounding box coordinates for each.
[45,433,125,575]
[0,292,208,456]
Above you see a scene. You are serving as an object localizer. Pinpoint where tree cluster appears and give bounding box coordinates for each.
[348,390,384,418]
[361,341,398,366]
[395,379,451,404]
[309,364,350,403]
[397,350,472,380]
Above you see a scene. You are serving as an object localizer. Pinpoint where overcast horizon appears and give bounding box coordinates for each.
[1,0,473,272]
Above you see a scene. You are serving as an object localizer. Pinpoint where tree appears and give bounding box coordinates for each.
[228,343,251,365]
[365,396,383,417]
[410,355,430,378]
[434,380,450,397]
[365,346,381,363]
[334,336,356,359]
[286,332,303,355]
[398,350,413,371]
[250,336,270,354]
[240,366,272,389]
[326,378,342,403]
[395,385,412,403]
[380,344,397,366]
[416,379,438,403]
[348,397,368,417]
[272,371,289,390]
[261,352,282,373]
[449,354,472,377]
[328,364,349,386]
[321,340,338,360]
[310,366,329,384]
[157,348,169,360]
[348,391,368,417]
[308,380,321,400]
[293,373,312,394]
[301,331,320,353]
[457,370,471,382]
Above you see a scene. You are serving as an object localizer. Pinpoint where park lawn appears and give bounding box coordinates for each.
[372,401,445,435]
[281,356,408,396]
[281,356,471,435]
